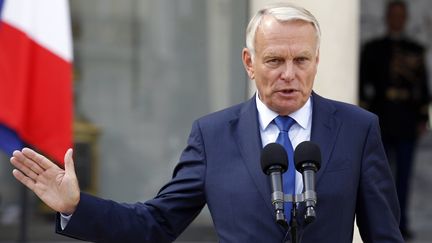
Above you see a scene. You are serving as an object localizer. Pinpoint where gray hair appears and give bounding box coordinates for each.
[246,3,321,58]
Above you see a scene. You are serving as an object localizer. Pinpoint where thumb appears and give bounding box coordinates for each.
[64,148,76,176]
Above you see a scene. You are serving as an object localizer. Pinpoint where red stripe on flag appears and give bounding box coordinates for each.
[0,22,73,165]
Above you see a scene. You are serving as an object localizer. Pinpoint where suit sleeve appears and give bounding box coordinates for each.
[56,120,207,243]
[355,115,404,242]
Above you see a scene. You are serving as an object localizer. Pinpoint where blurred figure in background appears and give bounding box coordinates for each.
[359,0,430,239]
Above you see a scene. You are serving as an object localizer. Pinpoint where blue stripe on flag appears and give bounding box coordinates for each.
[0,0,4,17]
[0,124,24,156]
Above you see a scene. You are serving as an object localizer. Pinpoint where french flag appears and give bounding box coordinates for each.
[0,0,73,166]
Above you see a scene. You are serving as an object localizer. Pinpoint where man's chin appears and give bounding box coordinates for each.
[271,103,299,116]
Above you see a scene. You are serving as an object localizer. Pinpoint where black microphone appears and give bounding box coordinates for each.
[294,141,321,224]
[261,143,288,227]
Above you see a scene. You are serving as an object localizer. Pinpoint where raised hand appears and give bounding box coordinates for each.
[10,148,80,215]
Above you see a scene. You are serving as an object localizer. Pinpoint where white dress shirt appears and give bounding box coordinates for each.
[255,93,313,194]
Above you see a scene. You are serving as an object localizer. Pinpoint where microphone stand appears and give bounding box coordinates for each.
[282,193,311,243]
[289,204,298,243]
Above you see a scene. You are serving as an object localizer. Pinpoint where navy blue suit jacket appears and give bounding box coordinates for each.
[57,93,403,242]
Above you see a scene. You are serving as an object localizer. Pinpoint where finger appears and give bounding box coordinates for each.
[12,169,35,191]
[10,156,39,180]
[64,148,76,176]
[12,150,44,175]
[22,147,57,170]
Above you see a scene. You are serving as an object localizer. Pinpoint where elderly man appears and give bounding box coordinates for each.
[11,3,403,242]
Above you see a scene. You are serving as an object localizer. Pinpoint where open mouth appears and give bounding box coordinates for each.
[278,89,297,95]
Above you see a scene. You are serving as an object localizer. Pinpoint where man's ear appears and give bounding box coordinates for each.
[242,48,255,80]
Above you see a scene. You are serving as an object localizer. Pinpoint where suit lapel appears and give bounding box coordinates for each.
[310,93,341,183]
[230,97,274,215]
[229,94,342,224]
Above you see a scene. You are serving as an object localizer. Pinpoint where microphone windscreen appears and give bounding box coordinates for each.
[261,143,288,174]
[294,141,321,171]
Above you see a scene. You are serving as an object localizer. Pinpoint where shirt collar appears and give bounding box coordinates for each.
[256,93,312,131]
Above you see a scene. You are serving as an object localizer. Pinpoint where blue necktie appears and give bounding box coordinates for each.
[274,116,296,222]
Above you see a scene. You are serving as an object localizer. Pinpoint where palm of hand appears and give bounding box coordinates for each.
[10,148,80,215]
[34,165,79,215]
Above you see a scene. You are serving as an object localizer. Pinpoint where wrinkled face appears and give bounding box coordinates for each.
[242,16,319,115]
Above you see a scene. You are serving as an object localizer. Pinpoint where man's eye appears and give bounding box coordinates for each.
[295,57,309,64]
[267,59,281,65]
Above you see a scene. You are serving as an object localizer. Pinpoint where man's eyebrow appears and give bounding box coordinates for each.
[296,51,314,58]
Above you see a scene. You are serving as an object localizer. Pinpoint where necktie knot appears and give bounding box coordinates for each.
[274,116,296,132]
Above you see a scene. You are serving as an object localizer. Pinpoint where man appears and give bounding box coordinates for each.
[11,3,403,242]
[359,1,430,239]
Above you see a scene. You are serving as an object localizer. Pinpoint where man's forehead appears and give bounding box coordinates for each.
[262,48,314,58]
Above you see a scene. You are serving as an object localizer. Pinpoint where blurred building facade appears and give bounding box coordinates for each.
[6,0,431,242]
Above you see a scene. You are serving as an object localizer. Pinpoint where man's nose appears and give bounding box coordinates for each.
[280,61,295,81]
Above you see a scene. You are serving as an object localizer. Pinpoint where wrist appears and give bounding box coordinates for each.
[63,193,80,215]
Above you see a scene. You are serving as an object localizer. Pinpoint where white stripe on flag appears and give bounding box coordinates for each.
[2,0,73,62]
